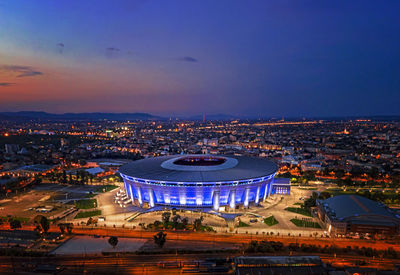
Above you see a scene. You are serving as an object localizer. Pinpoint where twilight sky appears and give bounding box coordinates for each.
[0,0,399,117]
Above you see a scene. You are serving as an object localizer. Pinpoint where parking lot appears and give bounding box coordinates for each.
[0,183,106,222]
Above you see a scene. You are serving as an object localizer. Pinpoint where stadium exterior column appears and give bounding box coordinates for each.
[268,179,273,196]
[136,185,143,206]
[129,184,134,204]
[244,188,250,208]
[213,190,220,211]
[263,182,268,201]
[255,185,261,205]
[148,188,155,207]
[229,189,236,209]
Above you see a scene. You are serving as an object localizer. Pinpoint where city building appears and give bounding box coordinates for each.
[317,195,400,236]
[119,154,282,210]
[270,177,290,195]
[3,164,55,177]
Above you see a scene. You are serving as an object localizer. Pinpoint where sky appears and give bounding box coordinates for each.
[0,0,399,117]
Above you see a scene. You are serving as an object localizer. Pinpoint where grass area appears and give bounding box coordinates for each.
[263,216,279,226]
[299,187,317,190]
[97,185,118,193]
[74,210,102,219]
[293,202,303,206]
[237,220,250,227]
[0,216,30,223]
[290,218,321,228]
[85,193,97,198]
[285,207,312,217]
[198,225,215,232]
[75,199,97,209]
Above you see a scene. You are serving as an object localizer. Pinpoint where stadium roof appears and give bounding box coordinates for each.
[319,195,399,220]
[119,154,278,182]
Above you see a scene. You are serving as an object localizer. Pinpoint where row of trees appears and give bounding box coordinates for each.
[8,215,74,236]
[245,240,399,259]
[7,215,50,234]
[158,211,206,231]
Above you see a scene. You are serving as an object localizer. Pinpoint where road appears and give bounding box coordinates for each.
[1,252,400,274]
[1,222,399,252]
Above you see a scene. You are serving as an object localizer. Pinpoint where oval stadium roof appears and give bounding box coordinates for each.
[119,154,278,182]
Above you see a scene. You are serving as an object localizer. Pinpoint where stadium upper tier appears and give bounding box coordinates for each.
[119,154,282,210]
[119,155,278,183]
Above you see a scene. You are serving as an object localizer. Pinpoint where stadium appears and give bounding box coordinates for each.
[119,154,285,210]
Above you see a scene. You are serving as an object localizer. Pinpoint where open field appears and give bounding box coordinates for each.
[51,236,146,255]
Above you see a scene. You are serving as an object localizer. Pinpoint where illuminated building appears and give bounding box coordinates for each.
[317,195,400,236]
[119,154,283,210]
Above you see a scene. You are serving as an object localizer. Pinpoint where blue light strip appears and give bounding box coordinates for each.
[120,172,279,208]
[119,172,275,187]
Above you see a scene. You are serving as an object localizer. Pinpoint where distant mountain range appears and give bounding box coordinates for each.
[0,111,163,121]
[0,111,399,122]
[0,111,244,122]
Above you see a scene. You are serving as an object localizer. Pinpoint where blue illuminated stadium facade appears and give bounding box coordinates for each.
[119,155,286,210]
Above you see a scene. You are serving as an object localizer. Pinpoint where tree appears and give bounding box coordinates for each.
[34,215,50,234]
[108,236,118,249]
[62,170,67,184]
[162,212,171,226]
[9,219,22,230]
[34,225,43,237]
[193,216,204,231]
[58,223,66,234]
[87,217,97,226]
[172,214,181,229]
[66,223,73,234]
[153,231,167,248]
[33,174,42,184]
[181,217,189,228]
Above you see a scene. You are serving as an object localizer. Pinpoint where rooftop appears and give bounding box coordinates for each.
[119,154,278,182]
[319,195,399,221]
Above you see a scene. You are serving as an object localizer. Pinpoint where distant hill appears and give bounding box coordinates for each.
[1,111,399,122]
[0,111,164,121]
[187,113,241,121]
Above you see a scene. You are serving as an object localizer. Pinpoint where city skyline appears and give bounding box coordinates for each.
[1,0,400,117]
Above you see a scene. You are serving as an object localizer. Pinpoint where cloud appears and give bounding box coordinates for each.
[0,65,43,77]
[56,43,65,54]
[106,47,120,58]
[0,82,15,87]
[178,56,198,63]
